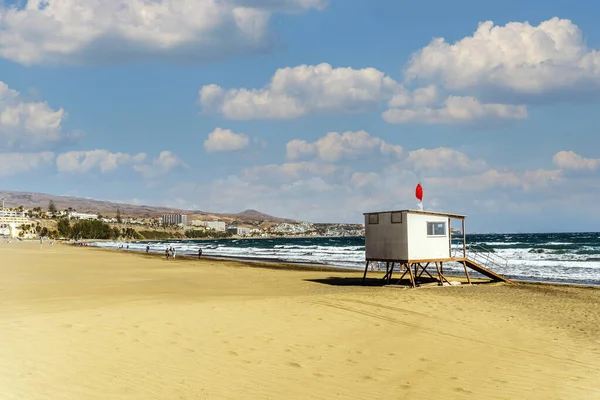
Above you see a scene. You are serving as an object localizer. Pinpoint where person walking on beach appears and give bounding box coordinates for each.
[171,247,176,260]
[198,248,202,259]
[146,245,150,253]
[165,247,170,260]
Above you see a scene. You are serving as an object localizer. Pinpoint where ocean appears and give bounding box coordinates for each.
[90,232,600,286]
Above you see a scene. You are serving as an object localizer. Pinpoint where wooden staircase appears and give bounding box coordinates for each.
[462,258,513,284]
[459,244,513,284]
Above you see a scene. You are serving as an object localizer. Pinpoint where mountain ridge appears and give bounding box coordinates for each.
[0,190,296,223]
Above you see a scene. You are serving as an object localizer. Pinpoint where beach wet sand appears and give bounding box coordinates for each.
[1,241,599,399]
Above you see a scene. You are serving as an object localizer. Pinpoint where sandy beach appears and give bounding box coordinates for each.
[1,241,600,399]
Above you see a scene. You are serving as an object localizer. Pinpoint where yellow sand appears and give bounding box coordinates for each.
[1,241,600,399]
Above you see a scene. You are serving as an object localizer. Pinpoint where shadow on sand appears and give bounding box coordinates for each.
[305,276,444,287]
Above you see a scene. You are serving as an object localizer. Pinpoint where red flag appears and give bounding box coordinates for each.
[415,183,423,201]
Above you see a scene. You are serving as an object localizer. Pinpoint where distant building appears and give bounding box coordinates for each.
[161,214,187,226]
[0,210,25,218]
[69,212,98,220]
[227,226,251,236]
[190,220,226,231]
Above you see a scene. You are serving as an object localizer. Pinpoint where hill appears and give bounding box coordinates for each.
[0,190,296,224]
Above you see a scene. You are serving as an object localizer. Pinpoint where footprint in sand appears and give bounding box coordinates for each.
[287,362,301,368]
[229,351,239,356]
[454,387,472,393]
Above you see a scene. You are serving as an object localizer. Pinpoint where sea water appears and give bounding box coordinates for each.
[90,232,600,286]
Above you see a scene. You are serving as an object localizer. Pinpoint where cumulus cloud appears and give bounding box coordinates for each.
[162,147,581,223]
[350,172,380,189]
[552,151,600,171]
[133,151,187,178]
[406,17,600,98]
[0,0,326,66]
[200,63,527,125]
[204,128,250,152]
[242,161,339,183]
[200,63,401,120]
[406,147,487,173]
[426,168,562,192]
[286,130,403,162]
[383,96,527,125]
[0,82,76,148]
[0,152,54,176]
[56,150,146,173]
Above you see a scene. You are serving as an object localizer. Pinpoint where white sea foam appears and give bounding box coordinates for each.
[91,235,600,285]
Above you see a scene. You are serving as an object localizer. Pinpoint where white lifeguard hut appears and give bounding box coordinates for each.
[362,209,512,287]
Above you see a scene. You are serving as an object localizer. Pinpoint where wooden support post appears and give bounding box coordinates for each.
[417,263,434,279]
[384,262,390,281]
[406,263,416,288]
[362,261,370,283]
[462,261,472,285]
[462,219,467,258]
[436,262,451,285]
[387,262,394,284]
[448,217,452,258]
[399,267,408,282]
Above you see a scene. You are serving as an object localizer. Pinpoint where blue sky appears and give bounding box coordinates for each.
[1,0,600,232]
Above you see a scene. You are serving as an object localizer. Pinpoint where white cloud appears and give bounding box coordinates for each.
[0,82,75,148]
[56,149,146,173]
[242,161,339,183]
[383,95,527,124]
[405,17,600,97]
[286,130,403,162]
[133,151,187,178]
[204,128,250,152]
[350,172,380,189]
[552,151,600,171]
[163,149,580,224]
[200,63,401,120]
[406,147,487,173]
[0,0,326,66]
[56,149,186,178]
[425,168,562,191]
[0,152,54,176]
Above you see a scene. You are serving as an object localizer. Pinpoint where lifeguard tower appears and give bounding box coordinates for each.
[362,209,512,287]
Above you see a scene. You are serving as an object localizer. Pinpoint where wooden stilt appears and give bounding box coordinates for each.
[387,262,394,284]
[399,267,408,283]
[435,262,451,285]
[462,261,472,284]
[383,262,390,281]
[405,262,416,288]
[362,261,370,283]
[417,263,434,279]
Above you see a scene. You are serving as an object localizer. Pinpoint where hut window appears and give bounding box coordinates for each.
[427,222,446,236]
[368,213,379,224]
[391,212,402,223]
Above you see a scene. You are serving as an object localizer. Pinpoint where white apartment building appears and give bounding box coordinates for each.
[69,212,99,220]
[0,210,26,218]
[161,214,187,226]
[190,220,226,231]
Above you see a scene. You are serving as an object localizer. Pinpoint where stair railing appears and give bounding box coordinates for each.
[464,244,508,271]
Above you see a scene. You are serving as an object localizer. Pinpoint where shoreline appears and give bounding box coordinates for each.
[84,244,600,290]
